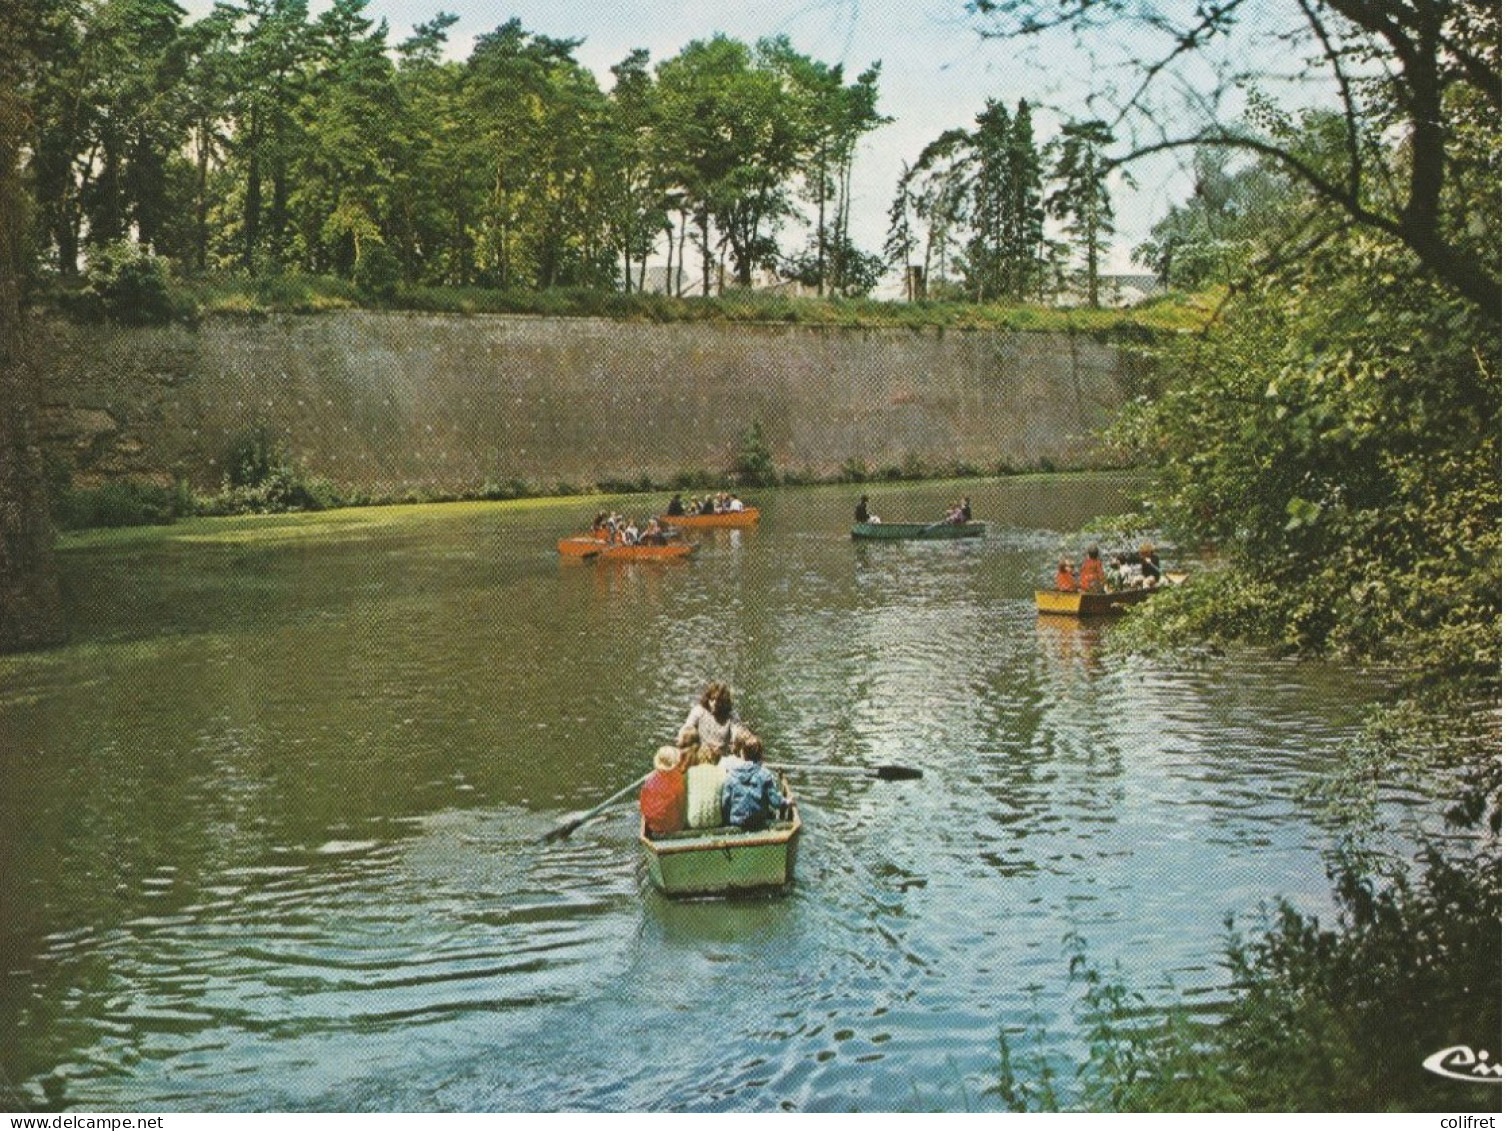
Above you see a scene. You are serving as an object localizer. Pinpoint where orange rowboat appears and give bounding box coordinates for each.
[558,536,698,562]
[659,508,759,529]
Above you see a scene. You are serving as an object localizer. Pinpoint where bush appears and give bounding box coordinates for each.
[1213,849,1501,1111]
[205,425,341,515]
[836,457,869,483]
[225,424,286,489]
[1003,849,1502,1112]
[479,477,531,500]
[76,240,181,325]
[354,244,402,301]
[730,421,778,487]
[53,479,192,530]
[670,468,720,491]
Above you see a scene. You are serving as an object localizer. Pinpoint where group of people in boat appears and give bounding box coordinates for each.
[665,492,747,517]
[853,494,972,525]
[1055,542,1162,593]
[591,511,671,546]
[639,680,792,837]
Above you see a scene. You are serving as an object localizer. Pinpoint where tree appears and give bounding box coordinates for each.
[604,48,666,293]
[86,0,191,255]
[26,0,90,277]
[292,0,401,277]
[883,160,923,299]
[965,0,1501,319]
[655,36,810,290]
[0,0,65,650]
[764,44,888,296]
[998,99,1046,300]
[965,98,1014,300]
[225,0,314,270]
[1046,119,1120,307]
[25,0,192,275]
[967,7,1499,1099]
[392,14,482,285]
[897,127,973,297]
[1132,148,1302,289]
[464,19,614,290]
[174,4,240,271]
[898,99,1045,302]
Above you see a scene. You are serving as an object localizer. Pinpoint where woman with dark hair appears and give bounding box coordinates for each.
[682,681,739,758]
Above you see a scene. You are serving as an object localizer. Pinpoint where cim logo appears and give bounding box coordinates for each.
[1423,1046,1503,1083]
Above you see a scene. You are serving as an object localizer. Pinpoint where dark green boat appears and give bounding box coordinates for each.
[850,521,985,540]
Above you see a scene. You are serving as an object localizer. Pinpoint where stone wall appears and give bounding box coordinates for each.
[33,311,1145,493]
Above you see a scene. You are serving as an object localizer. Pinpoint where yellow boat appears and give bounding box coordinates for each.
[1035,587,1156,617]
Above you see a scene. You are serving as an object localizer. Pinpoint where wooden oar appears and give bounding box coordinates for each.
[772,761,923,781]
[540,773,647,842]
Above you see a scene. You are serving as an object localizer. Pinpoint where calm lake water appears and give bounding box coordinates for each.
[0,477,1396,1111]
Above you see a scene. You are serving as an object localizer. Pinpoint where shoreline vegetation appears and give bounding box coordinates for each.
[51,472,1102,553]
[49,445,1116,537]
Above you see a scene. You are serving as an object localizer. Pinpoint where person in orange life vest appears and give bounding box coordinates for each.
[1055,558,1077,591]
[640,746,687,837]
[1078,545,1107,593]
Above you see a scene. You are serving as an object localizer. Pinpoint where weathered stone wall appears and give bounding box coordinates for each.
[33,311,1144,493]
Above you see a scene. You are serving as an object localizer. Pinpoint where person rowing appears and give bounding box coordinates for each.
[1078,545,1107,593]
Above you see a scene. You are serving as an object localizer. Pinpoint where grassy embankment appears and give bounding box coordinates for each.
[173,270,1211,334]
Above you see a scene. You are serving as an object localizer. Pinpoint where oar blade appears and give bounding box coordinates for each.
[875,764,923,781]
[539,773,648,844]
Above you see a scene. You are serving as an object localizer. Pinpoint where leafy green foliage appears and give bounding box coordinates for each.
[1133,149,1305,288]
[1009,4,1502,1111]
[76,240,180,325]
[894,99,1048,302]
[18,5,888,297]
[352,243,401,300]
[1013,855,1501,1113]
[209,424,338,515]
[731,421,778,487]
[1046,120,1122,307]
[1120,233,1500,686]
[52,478,193,529]
[1210,850,1502,1111]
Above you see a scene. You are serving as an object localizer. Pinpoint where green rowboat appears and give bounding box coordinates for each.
[639,808,802,897]
[851,521,985,541]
